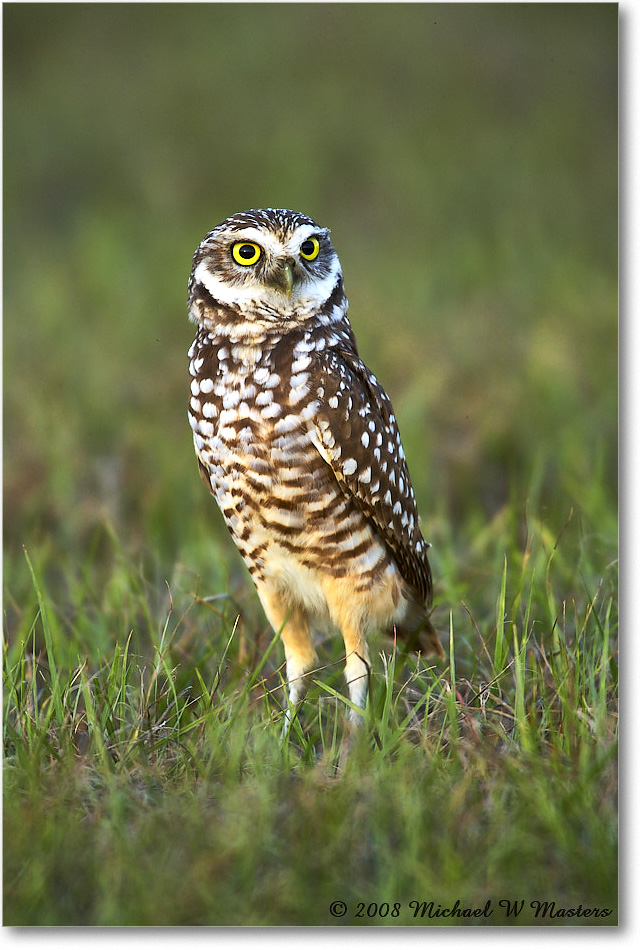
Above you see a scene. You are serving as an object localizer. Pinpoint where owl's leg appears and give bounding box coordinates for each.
[321,579,371,724]
[342,625,371,724]
[257,588,317,720]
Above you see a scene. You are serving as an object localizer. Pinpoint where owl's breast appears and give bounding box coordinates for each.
[188,328,403,607]
[189,329,329,531]
[189,332,319,476]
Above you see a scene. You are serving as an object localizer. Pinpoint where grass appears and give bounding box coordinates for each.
[3,492,618,926]
[3,3,617,928]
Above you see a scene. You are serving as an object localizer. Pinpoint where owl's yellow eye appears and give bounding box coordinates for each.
[232,242,262,266]
[300,236,320,261]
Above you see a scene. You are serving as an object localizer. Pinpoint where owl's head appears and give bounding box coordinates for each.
[188,209,344,326]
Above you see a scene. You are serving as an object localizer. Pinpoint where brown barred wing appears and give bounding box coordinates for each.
[308,345,432,605]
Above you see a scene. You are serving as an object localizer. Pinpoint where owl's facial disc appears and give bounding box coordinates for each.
[192,217,341,314]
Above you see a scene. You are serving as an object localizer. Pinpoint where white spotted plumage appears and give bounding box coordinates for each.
[187,208,443,725]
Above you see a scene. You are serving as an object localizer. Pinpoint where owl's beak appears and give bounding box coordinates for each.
[271,260,294,298]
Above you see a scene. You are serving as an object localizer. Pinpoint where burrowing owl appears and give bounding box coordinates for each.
[188,208,443,723]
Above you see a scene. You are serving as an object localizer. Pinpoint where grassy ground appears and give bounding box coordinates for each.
[3,4,617,927]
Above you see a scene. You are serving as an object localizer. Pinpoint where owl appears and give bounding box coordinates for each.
[187,208,443,725]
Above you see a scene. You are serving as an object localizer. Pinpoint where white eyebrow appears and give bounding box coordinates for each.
[225,227,281,255]
[225,224,328,257]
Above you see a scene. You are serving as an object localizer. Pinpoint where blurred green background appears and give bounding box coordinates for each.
[4,2,617,600]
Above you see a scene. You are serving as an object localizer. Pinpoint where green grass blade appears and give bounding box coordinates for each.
[493,556,508,675]
[22,547,64,726]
